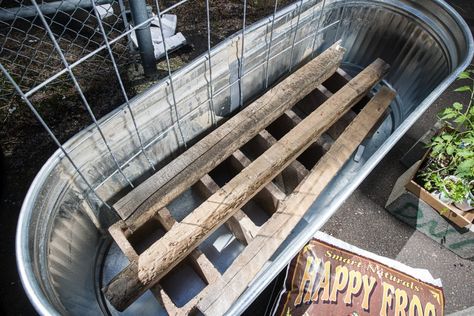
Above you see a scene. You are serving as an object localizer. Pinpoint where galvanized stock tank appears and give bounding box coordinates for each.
[16,0,473,315]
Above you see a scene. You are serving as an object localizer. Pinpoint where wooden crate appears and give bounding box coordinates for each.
[405,162,474,228]
[386,163,474,258]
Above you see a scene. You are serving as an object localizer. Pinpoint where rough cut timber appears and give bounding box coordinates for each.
[114,42,346,224]
[197,85,397,316]
[227,150,286,214]
[109,205,221,315]
[195,174,259,245]
[102,58,390,311]
[250,130,309,193]
[108,206,221,280]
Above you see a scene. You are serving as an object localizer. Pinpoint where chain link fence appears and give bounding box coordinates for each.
[0,0,135,104]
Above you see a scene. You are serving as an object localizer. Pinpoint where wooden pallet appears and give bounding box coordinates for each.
[102,44,395,314]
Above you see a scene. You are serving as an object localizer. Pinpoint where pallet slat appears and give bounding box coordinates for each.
[152,208,221,285]
[108,222,139,260]
[109,206,221,285]
[252,130,308,193]
[114,43,346,225]
[197,85,396,316]
[285,109,334,151]
[108,206,221,315]
[150,285,178,315]
[102,58,390,311]
[228,150,286,214]
[195,174,259,245]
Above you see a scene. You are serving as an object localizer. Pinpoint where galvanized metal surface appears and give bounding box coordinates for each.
[14,0,473,315]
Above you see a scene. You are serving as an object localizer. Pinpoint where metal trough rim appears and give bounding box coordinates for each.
[16,0,473,315]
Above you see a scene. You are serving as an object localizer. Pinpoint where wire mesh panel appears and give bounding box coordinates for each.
[0,1,144,198]
[0,0,307,210]
[0,0,132,102]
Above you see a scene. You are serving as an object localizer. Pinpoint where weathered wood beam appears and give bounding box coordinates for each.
[109,207,220,290]
[285,109,335,151]
[113,43,346,225]
[197,85,396,316]
[324,68,372,112]
[250,130,308,193]
[150,207,221,284]
[102,58,389,311]
[227,150,286,214]
[195,174,259,245]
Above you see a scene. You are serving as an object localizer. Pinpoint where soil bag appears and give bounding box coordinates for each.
[272,232,444,316]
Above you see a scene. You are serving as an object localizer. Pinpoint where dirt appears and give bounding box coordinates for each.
[0,0,296,314]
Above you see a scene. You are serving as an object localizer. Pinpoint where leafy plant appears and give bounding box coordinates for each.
[418,68,474,203]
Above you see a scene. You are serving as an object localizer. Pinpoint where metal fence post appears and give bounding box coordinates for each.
[129,0,156,76]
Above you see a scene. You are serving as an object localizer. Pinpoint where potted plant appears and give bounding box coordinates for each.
[406,68,474,227]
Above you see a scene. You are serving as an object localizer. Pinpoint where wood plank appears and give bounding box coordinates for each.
[197,85,396,316]
[297,72,360,141]
[150,285,179,315]
[294,84,358,142]
[320,70,361,140]
[153,207,176,231]
[187,251,221,285]
[102,58,390,311]
[252,130,308,193]
[324,68,372,112]
[228,150,286,214]
[113,43,346,224]
[195,174,259,245]
[266,110,327,167]
[153,207,221,284]
[295,84,331,115]
[108,221,138,260]
[285,109,334,151]
[326,110,357,140]
[109,206,221,284]
[275,107,356,168]
[108,210,219,313]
